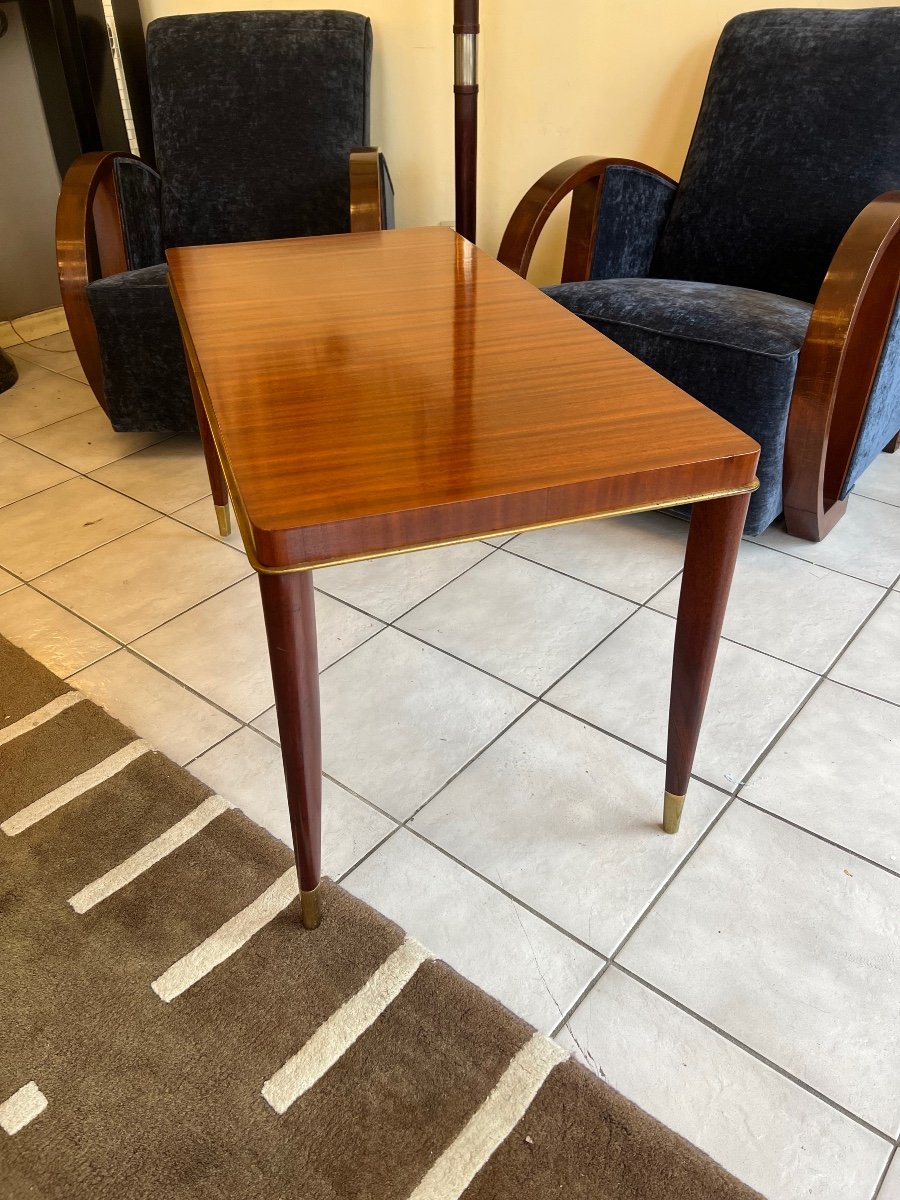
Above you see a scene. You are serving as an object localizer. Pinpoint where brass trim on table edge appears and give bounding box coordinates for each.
[300,884,322,930]
[663,791,685,835]
[231,478,760,577]
[168,275,760,578]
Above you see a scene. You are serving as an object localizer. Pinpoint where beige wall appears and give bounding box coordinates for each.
[138,0,896,283]
[0,1,62,319]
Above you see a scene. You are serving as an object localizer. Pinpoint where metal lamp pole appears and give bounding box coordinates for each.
[453,0,479,242]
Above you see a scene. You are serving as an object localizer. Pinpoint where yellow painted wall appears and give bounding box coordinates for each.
[137,0,897,282]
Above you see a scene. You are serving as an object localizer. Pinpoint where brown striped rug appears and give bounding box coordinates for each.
[0,635,760,1199]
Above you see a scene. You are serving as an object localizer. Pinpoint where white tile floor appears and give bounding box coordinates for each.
[2,319,899,1199]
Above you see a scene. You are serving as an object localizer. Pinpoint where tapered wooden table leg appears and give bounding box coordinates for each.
[258,570,323,928]
[185,355,231,536]
[664,491,751,833]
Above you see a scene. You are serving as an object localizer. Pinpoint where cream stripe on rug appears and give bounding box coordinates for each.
[1,740,150,837]
[262,937,433,1114]
[0,1082,48,1136]
[152,868,298,1003]
[0,692,83,747]
[68,795,234,914]
[407,1034,568,1200]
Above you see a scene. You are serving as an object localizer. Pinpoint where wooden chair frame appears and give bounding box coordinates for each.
[56,147,390,414]
[498,157,900,541]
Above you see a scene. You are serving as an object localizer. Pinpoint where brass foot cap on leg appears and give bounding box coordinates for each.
[215,504,231,537]
[663,791,685,835]
[301,885,322,930]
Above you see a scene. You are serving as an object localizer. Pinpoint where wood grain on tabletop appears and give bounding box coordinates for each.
[168,227,758,570]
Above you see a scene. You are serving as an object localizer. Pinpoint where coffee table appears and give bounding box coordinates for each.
[168,227,759,930]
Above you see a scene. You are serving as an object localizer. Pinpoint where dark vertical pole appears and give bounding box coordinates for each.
[453,0,479,243]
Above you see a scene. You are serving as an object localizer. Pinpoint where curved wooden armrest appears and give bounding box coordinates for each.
[784,191,900,540]
[56,150,145,409]
[497,156,675,281]
[349,147,393,233]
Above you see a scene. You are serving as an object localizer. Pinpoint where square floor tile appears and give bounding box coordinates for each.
[315,540,492,622]
[10,335,80,374]
[189,727,395,878]
[559,967,890,1200]
[548,607,816,790]
[0,586,116,676]
[507,511,688,602]
[35,518,252,642]
[752,495,900,587]
[618,801,900,1134]
[0,365,94,437]
[132,577,381,722]
[171,496,246,551]
[31,330,74,352]
[0,439,74,508]
[344,828,602,1032]
[90,436,211,513]
[18,406,167,472]
[0,476,155,579]
[830,591,900,707]
[318,627,531,819]
[412,703,725,953]
[11,307,68,341]
[0,320,22,348]
[69,649,239,765]
[855,451,900,508]
[0,567,19,596]
[63,363,88,384]
[4,354,48,385]
[398,552,635,694]
[742,680,900,871]
[651,542,883,673]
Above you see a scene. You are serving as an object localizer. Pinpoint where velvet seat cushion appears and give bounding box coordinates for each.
[86,264,194,434]
[544,278,813,535]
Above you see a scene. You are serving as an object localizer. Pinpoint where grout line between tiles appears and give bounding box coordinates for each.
[399,698,542,824]
[399,823,606,960]
[606,964,897,1145]
[0,473,78,515]
[851,489,900,512]
[744,512,900,588]
[825,676,900,713]
[870,1146,899,1199]
[587,685,832,965]
[28,538,253,641]
[28,431,179,477]
[71,642,247,733]
[9,353,88,383]
[549,959,614,1042]
[736,794,900,880]
[322,540,504,627]
[334,824,404,884]
[496,535,685,608]
[18,508,165,583]
[321,771,404,827]
[179,727,245,771]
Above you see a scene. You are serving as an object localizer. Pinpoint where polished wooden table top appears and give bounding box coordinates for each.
[168,227,758,571]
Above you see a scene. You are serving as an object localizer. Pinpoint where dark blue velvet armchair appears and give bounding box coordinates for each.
[499,8,900,540]
[57,11,393,437]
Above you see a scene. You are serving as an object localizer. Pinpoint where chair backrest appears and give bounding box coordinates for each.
[651,8,900,303]
[147,11,371,249]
